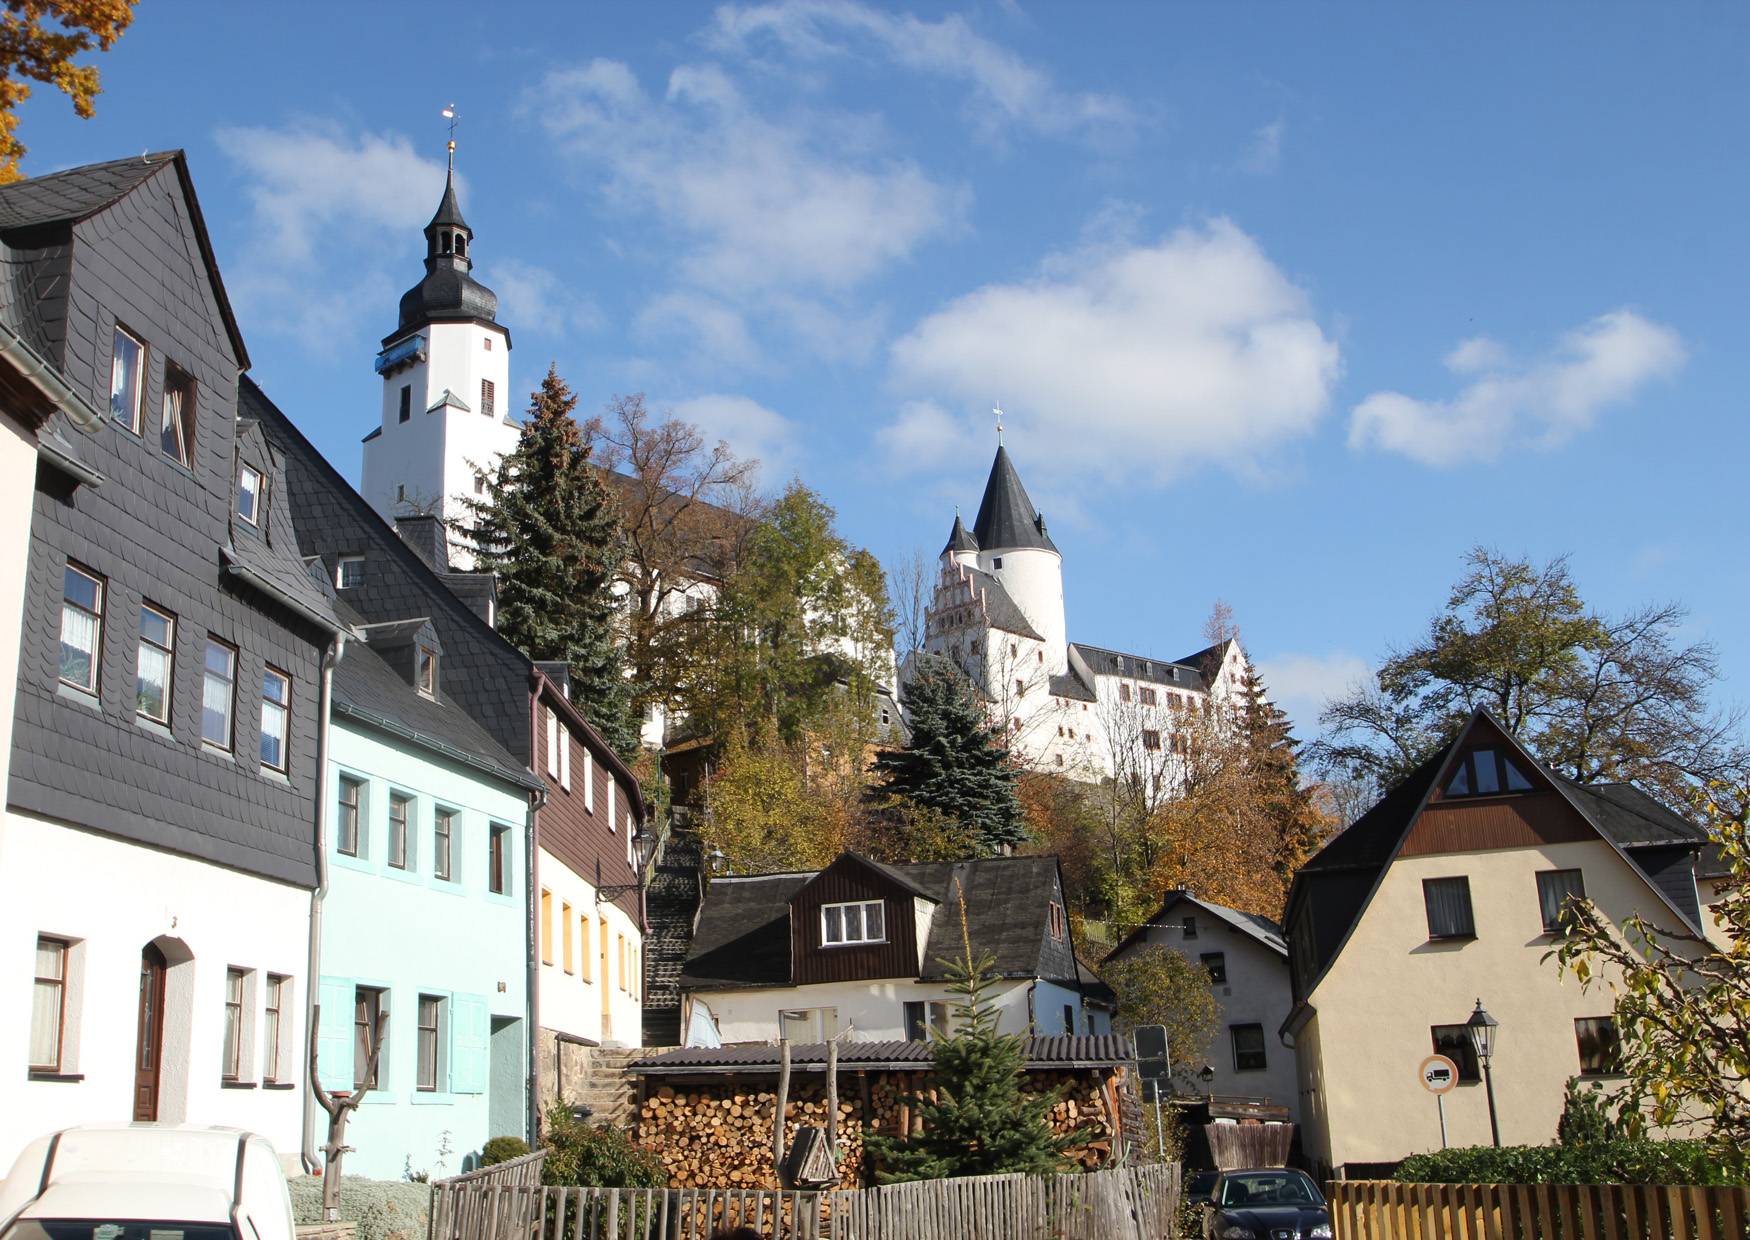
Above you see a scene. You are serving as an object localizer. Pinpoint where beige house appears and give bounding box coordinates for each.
[1283,709,1712,1178]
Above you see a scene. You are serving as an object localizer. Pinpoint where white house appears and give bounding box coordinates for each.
[680,853,1110,1045]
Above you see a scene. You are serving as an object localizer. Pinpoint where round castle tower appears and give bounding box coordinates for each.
[966,445,1067,675]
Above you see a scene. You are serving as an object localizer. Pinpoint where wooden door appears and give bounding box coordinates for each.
[133,943,167,1121]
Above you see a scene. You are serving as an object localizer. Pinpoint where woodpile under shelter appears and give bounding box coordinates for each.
[629,1035,1140,1189]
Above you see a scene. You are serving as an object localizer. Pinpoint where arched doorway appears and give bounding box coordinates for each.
[133,943,167,1120]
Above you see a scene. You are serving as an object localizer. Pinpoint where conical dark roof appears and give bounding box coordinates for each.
[427,168,469,232]
[971,446,1057,553]
[942,513,978,555]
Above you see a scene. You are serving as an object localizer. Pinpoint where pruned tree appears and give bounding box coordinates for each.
[310,1003,387,1222]
[0,1,136,184]
[1313,547,1746,808]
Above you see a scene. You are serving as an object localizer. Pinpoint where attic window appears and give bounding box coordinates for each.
[1445,747,1534,798]
[160,363,196,468]
[416,646,438,699]
[336,556,364,590]
[1048,902,1065,942]
[821,900,885,946]
[237,464,264,527]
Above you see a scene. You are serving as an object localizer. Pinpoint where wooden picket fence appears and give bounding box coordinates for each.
[427,1163,1179,1240]
[428,1150,549,1240]
[1328,1179,1750,1239]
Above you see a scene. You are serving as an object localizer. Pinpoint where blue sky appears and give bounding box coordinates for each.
[22,2,1750,737]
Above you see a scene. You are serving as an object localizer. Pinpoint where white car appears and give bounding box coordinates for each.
[0,1126,294,1240]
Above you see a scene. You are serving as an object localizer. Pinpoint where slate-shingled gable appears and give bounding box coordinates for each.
[4,154,328,885]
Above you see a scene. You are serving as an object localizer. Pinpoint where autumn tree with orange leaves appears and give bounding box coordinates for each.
[0,1,137,183]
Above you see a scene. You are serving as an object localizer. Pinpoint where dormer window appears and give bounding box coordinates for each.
[1445,747,1534,798]
[821,900,885,946]
[336,556,364,590]
[416,646,438,699]
[110,325,145,432]
[237,464,264,527]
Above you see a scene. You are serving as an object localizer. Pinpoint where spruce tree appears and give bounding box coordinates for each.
[877,654,1025,856]
[464,366,638,757]
[865,899,1082,1182]
[1238,663,1327,890]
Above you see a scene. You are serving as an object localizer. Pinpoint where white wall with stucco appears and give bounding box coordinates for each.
[0,811,309,1172]
[690,976,1072,1044]
[536,847,644,1048]
[1296,837,1696,1171]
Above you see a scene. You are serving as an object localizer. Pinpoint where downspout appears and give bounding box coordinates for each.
[526,673,546,1147]
[301,631,346,1173]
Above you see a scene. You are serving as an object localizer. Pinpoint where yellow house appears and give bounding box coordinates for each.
[1283,709,1711,1178]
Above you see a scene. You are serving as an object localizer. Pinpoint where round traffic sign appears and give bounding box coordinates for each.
[1420,1054,1460,1095]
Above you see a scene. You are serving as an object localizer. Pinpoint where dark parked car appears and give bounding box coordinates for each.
[1201,1168,1332,1240]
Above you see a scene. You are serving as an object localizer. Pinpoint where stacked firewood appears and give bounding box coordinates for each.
[636,1068,1122,1187]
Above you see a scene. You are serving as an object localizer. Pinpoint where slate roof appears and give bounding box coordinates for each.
[1563,782,1710,849]
[681,854,1075,990]
[1070,643,1206,691]
[1698,843,1731,881]
[942,513,978,555]
[0,151,248,368]
[1105,890,1288,964]
[971,446,1057,554]
[221,420,342,635]
[428,168,469,232]
[330,614,541,794]
[960,566,1043,640]
[631,1035,1132,1074]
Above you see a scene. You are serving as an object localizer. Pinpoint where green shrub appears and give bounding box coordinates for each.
[1394,1139,1738,1186]
[1557,1078,1629,1147]
[479,1136,531,1168]
[288,1176,430,1240]
[539,1103,666,1188]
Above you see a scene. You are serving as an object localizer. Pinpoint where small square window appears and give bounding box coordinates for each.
[237,465,264,527]
[483,337,492,351]
[1201,952,1227,985]
[336,556,364,590]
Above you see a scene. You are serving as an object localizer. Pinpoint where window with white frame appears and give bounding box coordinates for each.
[821,900,885,946]
[109,325,145,432]
[546,708,559,776]
[260,668,290,773]
[59,564,104,694]
[136,603,175,723]
[237,464,265,527]
[559,733,570,791]
[584,748,594,811]
[416,646,437,699]
[388,792,412,870]
[608,778,616,831]
[336,556,364,590]
[201,638,236,750]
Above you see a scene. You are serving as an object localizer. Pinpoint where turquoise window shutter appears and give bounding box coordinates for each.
[316,977,355,1093]
[451,993,488,1094]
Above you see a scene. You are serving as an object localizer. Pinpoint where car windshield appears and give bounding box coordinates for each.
[3,1222,237,1240]
[1219,1172,1321,1208]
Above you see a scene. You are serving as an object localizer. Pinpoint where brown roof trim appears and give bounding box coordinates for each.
[530,667,646,822]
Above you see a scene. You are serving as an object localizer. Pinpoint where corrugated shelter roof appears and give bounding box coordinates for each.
[972,446,1057,554]
[631,1035,1132,1074]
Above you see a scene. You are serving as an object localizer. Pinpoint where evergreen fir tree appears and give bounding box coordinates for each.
[464,366,638,757]
[1237,662,1328,889]
[864,891,1082,1182]
[876,654,1025,856]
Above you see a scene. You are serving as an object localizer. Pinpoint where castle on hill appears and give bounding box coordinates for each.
[921,443,1248,784]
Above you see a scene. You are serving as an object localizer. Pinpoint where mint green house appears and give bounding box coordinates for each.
[313,611,541,1179]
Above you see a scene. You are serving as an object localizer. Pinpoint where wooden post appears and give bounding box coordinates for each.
[826,1039,840,1157]
[775,1038,792,1186]
[309,1004,388,1223]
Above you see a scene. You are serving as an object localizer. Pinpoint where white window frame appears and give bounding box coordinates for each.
[433,806,455,881]
[262,973,290,1084]
[416,645,438,699]
[820,899,886,946]
[608,778,616,832]
[237,464,265,527]
[222,966,256,1083]
[59,563,104,695]
[584,749,594,811]
[416,994,445,1092]
[388,791,414,871]
[559,733,571,791]
[336,556,364,590]
[546,708,560,776]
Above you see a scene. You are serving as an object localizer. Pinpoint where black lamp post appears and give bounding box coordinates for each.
[595,823,658,904]
[1466,997,1502,1148]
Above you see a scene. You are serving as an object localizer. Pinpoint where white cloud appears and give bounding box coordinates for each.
[706,0,1133,142]
[1349,310,1686,467]
[667,393,802,480]
[1255,651,1371,736]
[491,259,603,339]
[882,217,1341,481]
[215,124,447,260]
[1240,118,1284,175]
[527,57,961,296]
[635,292,764,373]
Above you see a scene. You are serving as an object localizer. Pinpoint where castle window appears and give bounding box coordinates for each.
[1140,687,1157,706]
[481,379,495,418]
[1015,679,1025,698]
[398,385,412,423]
[993,557,1002,569]
[1119,684,1131,704]
[1037,650,1043,664]
[483,337,492,351]
[1142,729,1161,751]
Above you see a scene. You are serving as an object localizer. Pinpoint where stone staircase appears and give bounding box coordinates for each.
[641,829,704,1047]
[568,1046,647,1129]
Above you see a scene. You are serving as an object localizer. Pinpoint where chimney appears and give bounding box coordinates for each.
[535,660,571,699]
[395,514,451,573]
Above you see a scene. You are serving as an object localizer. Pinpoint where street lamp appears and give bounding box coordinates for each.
[1465,998,1502,1148]
[595,822,657,904]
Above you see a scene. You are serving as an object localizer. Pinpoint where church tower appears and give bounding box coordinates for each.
[360,143,516,567]
[970,445,1067,673]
